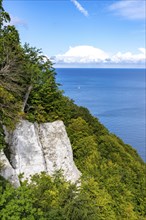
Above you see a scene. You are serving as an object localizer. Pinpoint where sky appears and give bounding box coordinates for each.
[3,0,146,68]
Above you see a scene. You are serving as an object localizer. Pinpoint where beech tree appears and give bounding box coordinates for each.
[0,26,25,126]
[22,43,56,113]
[0,2,57,126]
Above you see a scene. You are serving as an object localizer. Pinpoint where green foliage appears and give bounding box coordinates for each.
[25,65,63,122]
[0,24,28,129]
[63,177,116,220]
[0,172,78,220]
[0,173,116,220]
[71,106,108,137]
[0,0,10,29]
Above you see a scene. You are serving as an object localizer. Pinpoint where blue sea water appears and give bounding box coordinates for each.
[56,68,146,161]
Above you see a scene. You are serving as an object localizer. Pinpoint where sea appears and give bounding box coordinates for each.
[56,68,146,162]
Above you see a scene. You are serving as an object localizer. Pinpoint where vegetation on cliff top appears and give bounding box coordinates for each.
[0,1,146,219]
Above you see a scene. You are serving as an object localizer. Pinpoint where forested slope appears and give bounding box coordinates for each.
[0,1,146,219]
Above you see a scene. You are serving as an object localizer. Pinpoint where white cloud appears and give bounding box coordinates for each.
[54,46,109,63]
[10,15,27,27]
[71,0,88,17]
[111,48,146,63]
[109,0,145,20]
[139,48,146,54]
[51,46,146,66]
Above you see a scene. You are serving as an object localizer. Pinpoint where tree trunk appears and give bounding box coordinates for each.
[22,84,33,112]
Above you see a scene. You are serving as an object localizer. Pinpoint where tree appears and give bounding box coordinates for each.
[0,12,28,127]
[0,0,10,30]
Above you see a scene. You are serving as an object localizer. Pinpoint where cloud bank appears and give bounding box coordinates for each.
[112,48,146,63]
[71,0,88,17]
[51,45,146,67]
[109,0,146,20]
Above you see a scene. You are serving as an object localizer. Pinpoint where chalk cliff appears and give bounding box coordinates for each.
[0,120,81,186]
[0,151,20,187]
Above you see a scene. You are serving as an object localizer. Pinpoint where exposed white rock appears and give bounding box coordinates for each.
[7,120,81,183]
[38,121,80,182]
[9,121,47,180]
[0,151,20,187]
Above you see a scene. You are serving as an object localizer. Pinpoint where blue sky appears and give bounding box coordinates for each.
[3,0,146,68]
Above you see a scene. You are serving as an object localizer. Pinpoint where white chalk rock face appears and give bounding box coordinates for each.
[9,120,80,183]
[0,151,20,187]
[38,121,80,182]
[9,121,46,179]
